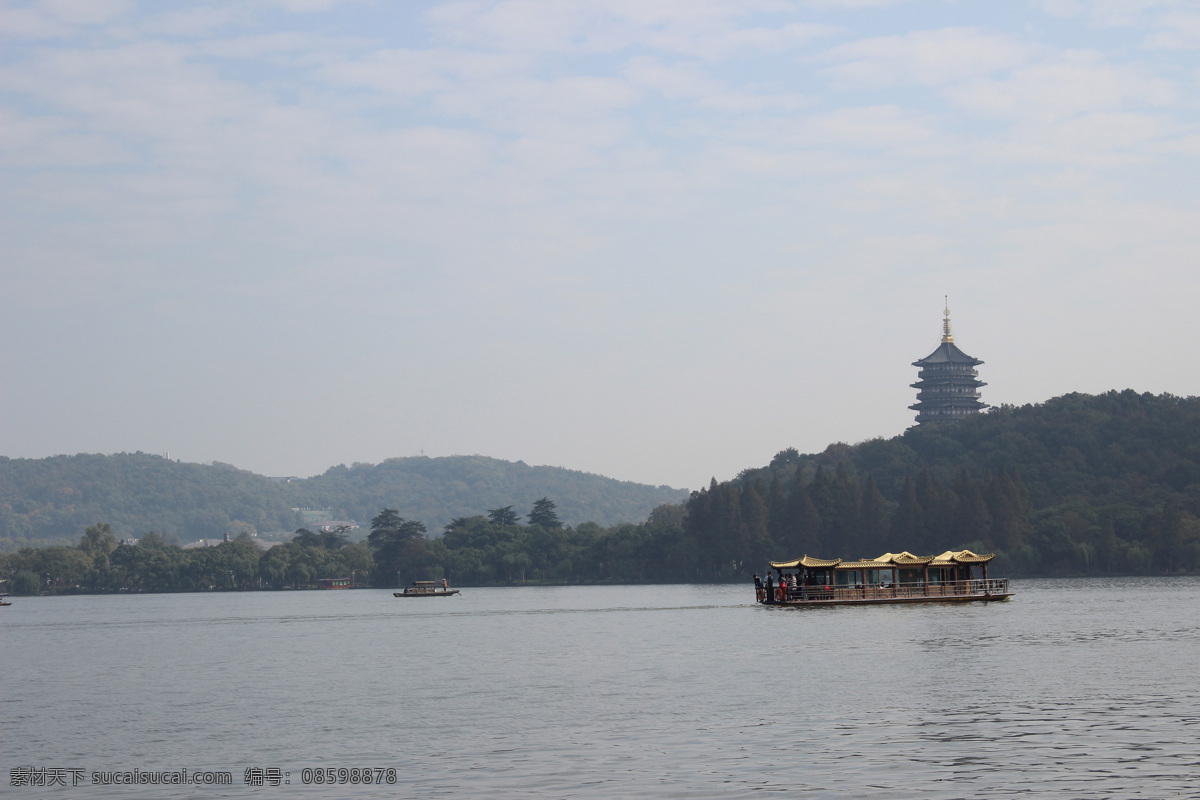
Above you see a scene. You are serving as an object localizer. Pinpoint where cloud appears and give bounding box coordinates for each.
[37,0,134,26]
[818,27,1035,89]
[256,0,372,12]
[1034,0,1181,27]
[0,4,73,39]
[135,6,243,38]
[1034,0,1200,53]
[1141,10,1200,49]
[622,56,811,113]
[427,0,836,59]
[319,48,531,101]
[950,50,1175,121]
[798,0,921,7]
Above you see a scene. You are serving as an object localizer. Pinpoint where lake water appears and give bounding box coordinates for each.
[3,578,1199,799]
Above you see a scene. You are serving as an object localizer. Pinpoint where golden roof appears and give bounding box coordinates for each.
[769,549,993,570]
[950,549,994,564]
[838,559,891,570]
[886,551,935,566]
[930,549,995,566]
[769,555,841,569]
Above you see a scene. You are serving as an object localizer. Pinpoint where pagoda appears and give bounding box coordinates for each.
[910,299,987,424]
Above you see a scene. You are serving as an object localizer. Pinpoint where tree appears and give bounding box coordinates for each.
[769,447,801,470]
[738,481,771,567]
[293,526,349,550]
[780,471,822,556]
[488,506,520,526]
[370,509,405,534]
[79,522,118,558]
[367,509,429,586]
[528,498,561,528]
[890,477,926,552]
[11,569,41,595]
[858,474,889,555]
[138,531,167,550]
[952,469,993,548]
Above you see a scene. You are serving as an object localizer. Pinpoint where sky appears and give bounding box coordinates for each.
[3,0,1200,491]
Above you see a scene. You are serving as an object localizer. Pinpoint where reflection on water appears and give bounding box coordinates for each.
[3,578,1199,798]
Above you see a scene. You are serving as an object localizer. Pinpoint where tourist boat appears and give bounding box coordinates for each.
[0,593,11,607]
[394,580,460,598]
[316,577,352,589]
[757,550,1012,606]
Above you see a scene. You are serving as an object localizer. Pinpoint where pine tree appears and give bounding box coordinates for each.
[952,469,993,549]
[858,474,889,555]
[986,469,1029,550]
[890,477,926,552]
[766,472,787,546]
[739,481,772,569]
[914,469,956,551]
[527,497,562,528]
[781,469,822,556]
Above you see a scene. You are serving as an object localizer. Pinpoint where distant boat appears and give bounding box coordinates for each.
[317,578,352,589]
[0,593,11,607]
[394,580,460,598]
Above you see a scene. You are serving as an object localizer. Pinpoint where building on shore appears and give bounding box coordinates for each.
[910,299,987,424]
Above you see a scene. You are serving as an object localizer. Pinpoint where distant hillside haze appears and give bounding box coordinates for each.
[0,454,688,548]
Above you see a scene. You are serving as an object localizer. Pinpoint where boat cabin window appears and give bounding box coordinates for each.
[865,569,894,587]
[834,570,863,588]
[803,570,831,586]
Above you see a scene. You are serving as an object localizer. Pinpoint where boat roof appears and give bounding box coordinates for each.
[770,549,994,570]
[930,549,994,565]
[768,555,842,569]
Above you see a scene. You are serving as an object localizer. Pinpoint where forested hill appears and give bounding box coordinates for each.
[0,454,687,549]
[686,390,1200,576]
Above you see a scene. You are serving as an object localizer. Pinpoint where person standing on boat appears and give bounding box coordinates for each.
[753,573,763,603]
[764,572,774,604]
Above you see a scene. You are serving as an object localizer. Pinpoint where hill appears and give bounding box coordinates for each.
[685,390,1200,577]
[0,453,687,549]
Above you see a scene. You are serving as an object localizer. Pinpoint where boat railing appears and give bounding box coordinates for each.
[779,578,1009,602]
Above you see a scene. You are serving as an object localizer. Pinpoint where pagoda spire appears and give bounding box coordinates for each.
[942,295,954,343]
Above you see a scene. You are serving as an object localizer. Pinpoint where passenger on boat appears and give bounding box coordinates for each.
[764,573,774,603]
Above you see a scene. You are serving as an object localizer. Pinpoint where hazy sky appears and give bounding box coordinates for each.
[3,0,1199,490]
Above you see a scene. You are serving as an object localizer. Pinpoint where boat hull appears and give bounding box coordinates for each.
[765,592,1012,607]
[393,590,460,597]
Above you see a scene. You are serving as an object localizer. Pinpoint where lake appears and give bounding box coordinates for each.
[3,578,1199,798]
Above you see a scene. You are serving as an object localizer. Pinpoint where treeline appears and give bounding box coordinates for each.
[681,464,1037,579]
[0,454,687,549]
[368,502,690,586]
[0,500,690,594]
[1,523,373,595]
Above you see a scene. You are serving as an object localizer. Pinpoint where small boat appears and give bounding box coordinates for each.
[394,580,460,598]
[757,549,1012,607]
[0,593,11,607]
